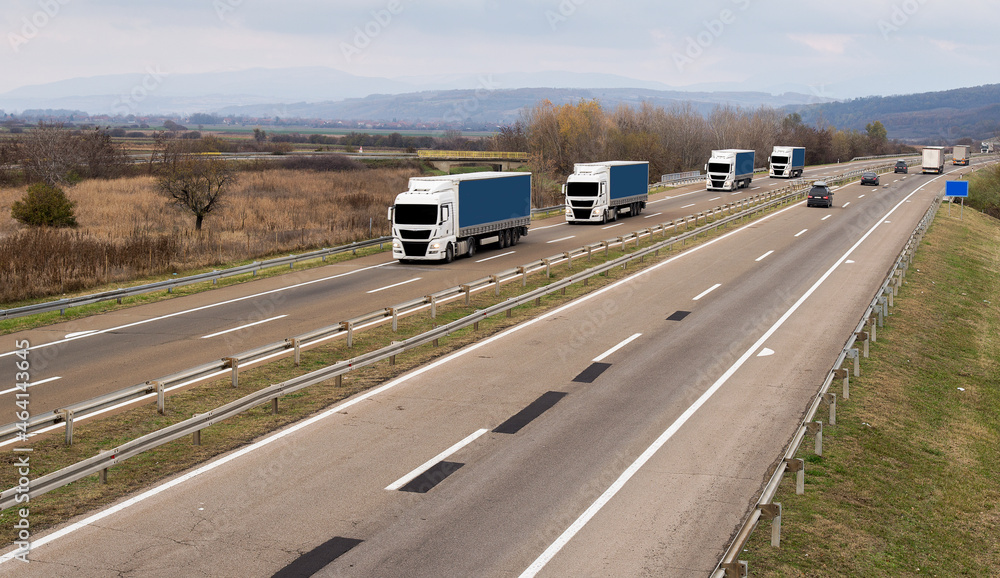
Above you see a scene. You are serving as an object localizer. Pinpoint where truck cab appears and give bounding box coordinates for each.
[706,149,755,191]
[389,184,458,262]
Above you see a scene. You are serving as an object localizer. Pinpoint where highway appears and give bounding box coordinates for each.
[0,161,966,575]
[0,157,907,422]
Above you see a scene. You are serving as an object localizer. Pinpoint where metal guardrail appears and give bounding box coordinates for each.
[850,152,920,162]
[0,238,392,321]
[711,185,942,578]
[0,161,900,510]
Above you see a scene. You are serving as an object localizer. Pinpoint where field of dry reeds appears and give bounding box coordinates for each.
[0,165,419,303]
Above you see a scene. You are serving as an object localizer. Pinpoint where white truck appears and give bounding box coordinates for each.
[768,146,805,178]
[388,172,531,263]
[921,146,945,174]
[564,161,649,224]
[952,145,970,166]
[706,149,755,191]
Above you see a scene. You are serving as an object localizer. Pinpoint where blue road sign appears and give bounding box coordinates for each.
[946,180,969,198]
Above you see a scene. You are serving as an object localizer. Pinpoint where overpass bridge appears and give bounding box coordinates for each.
[417,150,529,172]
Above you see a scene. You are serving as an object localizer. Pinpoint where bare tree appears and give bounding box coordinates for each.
[157,156,237,230]
[19,122,77,185]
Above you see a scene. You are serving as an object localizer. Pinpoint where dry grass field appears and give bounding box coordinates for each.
[0,166,419,302]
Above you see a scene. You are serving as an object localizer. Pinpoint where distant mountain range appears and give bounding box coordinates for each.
[0,66,832,120]
[1,67,998,141]
[788,84,1000,142]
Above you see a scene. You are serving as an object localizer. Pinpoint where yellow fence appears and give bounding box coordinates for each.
[417,150,529,160]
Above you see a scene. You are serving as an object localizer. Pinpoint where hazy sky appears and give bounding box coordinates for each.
[2,0,997,99]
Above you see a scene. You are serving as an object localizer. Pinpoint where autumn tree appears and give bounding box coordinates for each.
[157,156,237,230]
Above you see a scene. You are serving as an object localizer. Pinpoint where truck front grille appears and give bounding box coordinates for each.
[711,179,726,188]
[402,242,429,257]
[569,200,594,208]
[399,230,431,240]
[572,208,592,219]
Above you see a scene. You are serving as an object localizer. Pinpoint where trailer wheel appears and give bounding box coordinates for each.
[513,229,521,245]
[445,244,454,264]
[498,230,508,249]
[466,238,477,258]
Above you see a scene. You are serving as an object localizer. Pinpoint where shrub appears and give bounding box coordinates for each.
[11,182,78,227]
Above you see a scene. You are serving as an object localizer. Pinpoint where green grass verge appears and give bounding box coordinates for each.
[741,206,1000,576]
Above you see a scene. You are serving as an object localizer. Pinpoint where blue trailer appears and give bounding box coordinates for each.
[389,172,531,262]
[769,146,805,178]
[564,161,649,223]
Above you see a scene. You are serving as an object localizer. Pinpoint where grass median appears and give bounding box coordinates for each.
[741,205,1000,576]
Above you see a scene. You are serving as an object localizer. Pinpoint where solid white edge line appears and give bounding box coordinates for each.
[755,251,774,262]
[0,261,395,359]
[0,377,61,397]
[517,170,949,578]
[10,169,946,564]
[200,315,288,339]
[692,283,722,301]
[592,333,642,363]
[547,236,576,244]
[366,277,422,294]
[476,251,516,263]
[385,429,489,491]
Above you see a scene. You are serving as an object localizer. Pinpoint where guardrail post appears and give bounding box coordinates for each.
[760,503,782,547]
[57,409,74,445]
[224,357,239,387]
[519,266,528,287]
[152,380,165,414]
[390,340,401,363]
[846,348,860,376]
[784,458,805,495]
[868,316,877,343]
[720,561,748,578]
[491,275,500,296]
[822,393,837,425]
[564,251,573,268]
[192,417,202,446]
[335,374,343,387]
[806,421,823,456]
[427,295,437,319]
[461,285,471,305]
[340,321,354,347]
[544,259,551,278]
[586,246,593,261]
[389,307,399,332]
[834,368,849,399]
[856,331,869,358]
[287,338,301,366]
[98,450,111,484]
[877,295,887,325]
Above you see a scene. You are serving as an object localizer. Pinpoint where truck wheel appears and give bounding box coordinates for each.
[466,238,477,258]
[445,245,454,264]
[498,230,508,249]
[513,229,521,245]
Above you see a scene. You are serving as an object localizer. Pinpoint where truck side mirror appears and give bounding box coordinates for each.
[387,207,393,221]
[704,164,708,172]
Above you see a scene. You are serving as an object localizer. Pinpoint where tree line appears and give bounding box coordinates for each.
[488,100,914,184]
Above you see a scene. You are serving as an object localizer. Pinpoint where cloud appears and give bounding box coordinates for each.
[788,33,854,55]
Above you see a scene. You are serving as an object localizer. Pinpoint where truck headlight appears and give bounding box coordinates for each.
[430,242,441,250]
[565,208,572,216]
[392,240,401,249]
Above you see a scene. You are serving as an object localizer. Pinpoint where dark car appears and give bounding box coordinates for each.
[861,172,880,186]
[807,181,833,208]
[894,160,908,173]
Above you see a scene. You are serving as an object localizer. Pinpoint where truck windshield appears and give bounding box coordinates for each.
[394,204,438,225]
[771,156,788,164]
[566,182,599,197]
[708,162,731,174]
